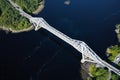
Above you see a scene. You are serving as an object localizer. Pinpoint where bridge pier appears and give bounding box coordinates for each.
[81,54,97,63]
[29,17,42,30]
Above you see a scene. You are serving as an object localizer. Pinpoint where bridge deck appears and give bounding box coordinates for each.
[8,0,120,76]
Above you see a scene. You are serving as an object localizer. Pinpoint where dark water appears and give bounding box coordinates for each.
[0,0,120,80]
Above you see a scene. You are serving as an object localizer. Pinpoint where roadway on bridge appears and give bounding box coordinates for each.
[8,0,120,76]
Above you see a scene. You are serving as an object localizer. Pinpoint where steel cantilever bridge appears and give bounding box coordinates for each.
[8,0,120,76]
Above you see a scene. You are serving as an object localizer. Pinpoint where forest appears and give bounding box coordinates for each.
[12,0,43,13]
[88,45,120,80]
[0,0,32,30]
[0,0,42,31]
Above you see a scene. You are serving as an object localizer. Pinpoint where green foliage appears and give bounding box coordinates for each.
[115,24,120,42]
[89,64,120,80]
[89,64,109,80]
[106,45,120,61]
[106,45,120,80]
[116,24,120,33]
[87,77,92,80]
[0,0,31,31]
[12,0,43,13]
[111,74,119,80]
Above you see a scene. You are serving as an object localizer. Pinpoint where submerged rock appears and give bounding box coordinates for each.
[64,0,71,5]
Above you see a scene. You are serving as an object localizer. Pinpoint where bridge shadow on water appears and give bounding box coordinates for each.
[0,29,81,80]
[33,29,82,80]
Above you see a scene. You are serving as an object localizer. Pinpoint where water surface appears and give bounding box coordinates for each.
[0,0,120,80]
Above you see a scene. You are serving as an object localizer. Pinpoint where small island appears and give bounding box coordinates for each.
[0,0,44,33]
[64,0,71,5]
[89,45,120,80]
[81,25,120,80]
[115,24,120,42]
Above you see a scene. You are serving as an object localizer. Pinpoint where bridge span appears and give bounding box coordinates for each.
[8,0,120,76]
[31,17,120,76]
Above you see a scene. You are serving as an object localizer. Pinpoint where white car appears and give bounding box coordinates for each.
[116,57,120,61]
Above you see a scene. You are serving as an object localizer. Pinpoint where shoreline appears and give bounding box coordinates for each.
[0,25,34,33]
[32,0,45,15]
[81,62,95,80]
[82,26,120,80]
[115,24,120,42]
[0,0,45,33]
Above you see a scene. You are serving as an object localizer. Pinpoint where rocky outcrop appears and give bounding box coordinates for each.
[115,24,120,42]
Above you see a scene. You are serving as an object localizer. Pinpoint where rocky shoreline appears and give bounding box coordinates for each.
[81,62,94,80]
[115,24,120,42]
[32,0,45,15]
[81,62,95,80]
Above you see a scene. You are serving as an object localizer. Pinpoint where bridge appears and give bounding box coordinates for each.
[8,0,120,76]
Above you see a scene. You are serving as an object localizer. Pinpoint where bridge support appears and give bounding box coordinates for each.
[30,17,42,30]
[81,54,97,63]
[81,53,105,68]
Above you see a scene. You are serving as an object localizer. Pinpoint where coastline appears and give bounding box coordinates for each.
[32,0,45,15]
[0,0,44,33]
[81,24,120,80]
[0,25,34,33]
[81,62,94,80]
[115,24,120,42]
